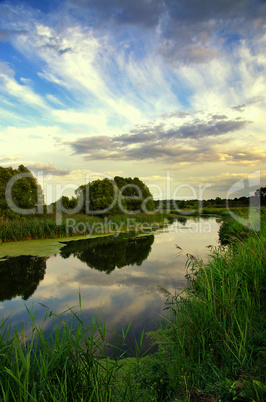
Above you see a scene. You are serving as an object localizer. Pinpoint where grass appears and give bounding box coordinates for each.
[143,208,266,401]
[0,209,265,400]
[0,300,151,402]
[0,212,172,243]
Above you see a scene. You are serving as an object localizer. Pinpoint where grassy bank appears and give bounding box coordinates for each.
[0,213,172,243]
[1,207,257,243]
[142,209,265,401]
[0,211,265,400]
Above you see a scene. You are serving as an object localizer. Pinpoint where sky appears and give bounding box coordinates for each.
[0,0,265,202]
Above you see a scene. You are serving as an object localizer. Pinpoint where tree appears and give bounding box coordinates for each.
[76,178,124,215]
[75,176,155,215]
[255,186,266,206]
[55,195,78,211]
[114,176,155,212]
[0,165,44,217]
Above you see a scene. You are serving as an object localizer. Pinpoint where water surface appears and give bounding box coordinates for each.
[0,217,221,352]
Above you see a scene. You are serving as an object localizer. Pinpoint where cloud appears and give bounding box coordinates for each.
[0,29,27,42]
[231,96,264,112]
[0,155,21,164]
[68,0,164,28]
[0,61,14,76]
[211,114,228,120]
[68,0,266,65]
[0,63,48,110]
[114,118,249,144]
[27,162,71,176]
[65,115,253,164]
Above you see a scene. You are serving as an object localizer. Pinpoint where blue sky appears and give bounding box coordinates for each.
[0,0,265,201]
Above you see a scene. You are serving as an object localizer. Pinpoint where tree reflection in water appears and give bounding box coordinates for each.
[60,234,154,274]
[0,256,47,301]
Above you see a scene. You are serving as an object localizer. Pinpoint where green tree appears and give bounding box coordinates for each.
[56,195,78,210]
[114,176,155,213]
[0,165,44,217]
[255,186,266,206]
[76,178,124,215]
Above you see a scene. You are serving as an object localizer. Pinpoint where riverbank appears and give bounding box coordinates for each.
[0,206,252,243]
[143,209,266,401]
[0,211,265,400]
[0,212,173,243]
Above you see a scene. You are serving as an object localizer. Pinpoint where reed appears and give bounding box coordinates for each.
[0,301,147,401]
[144,211,266,400]
[0,213,171,243]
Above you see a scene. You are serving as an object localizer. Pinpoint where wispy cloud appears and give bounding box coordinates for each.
[0,155,21,164]
[0,0,265,199]
[28,162,71,176]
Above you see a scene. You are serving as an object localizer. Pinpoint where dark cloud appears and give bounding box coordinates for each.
[232,96,264,112]
[28,163,70,176]
[113,119,248,145]
[0,29,27,42]
[212,115,227,120]
[65,116,251,164]
[232,104,246,112]
[68,0,266,64]
[161,110,194,119]
[69,136,113,154]
[38,36,73,56]
[69,0,264,28]
[68,0,164,28]
[170,119,248,139]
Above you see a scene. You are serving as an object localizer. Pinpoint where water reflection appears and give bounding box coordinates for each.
[60,235,154,274]
[0,234,154,303]
[0,218,221,352]
[0,256,47,301]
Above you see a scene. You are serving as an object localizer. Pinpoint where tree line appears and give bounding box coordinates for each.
[0,166,155,217]
[0,165,265,218]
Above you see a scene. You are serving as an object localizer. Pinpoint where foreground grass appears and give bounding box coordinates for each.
[0,304,151,402]
[1,210,265,401]
[0,213,172,243]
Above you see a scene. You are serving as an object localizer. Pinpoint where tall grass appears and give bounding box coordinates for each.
[0,301,149,401]
[142,212,266,400]
[0,213,171,243]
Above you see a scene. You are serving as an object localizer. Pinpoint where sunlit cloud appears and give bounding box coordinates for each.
[0,0,265,199]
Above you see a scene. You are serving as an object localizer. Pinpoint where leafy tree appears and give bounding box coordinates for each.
[76,178,124,215]
[56,195,78,210]
[114,176,155,212]
[255,186,266,206]
[0,165,44,217]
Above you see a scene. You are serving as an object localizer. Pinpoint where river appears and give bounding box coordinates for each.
[0,217,221,354]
